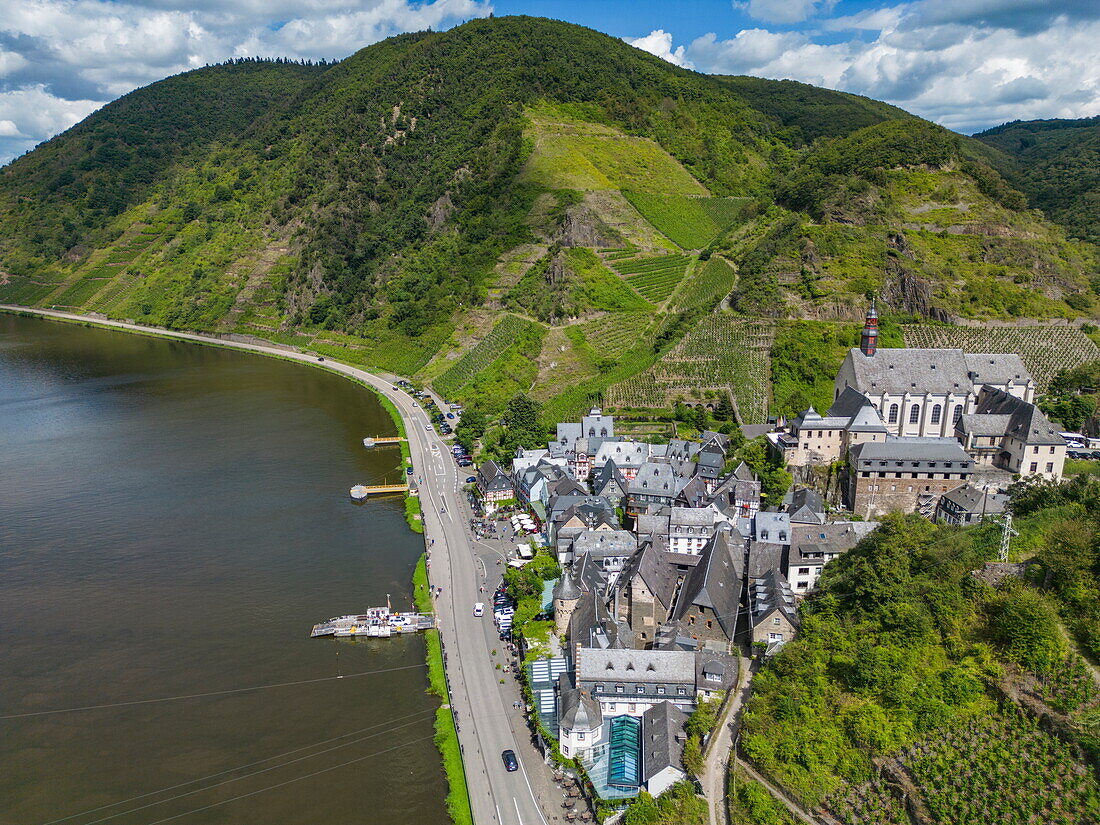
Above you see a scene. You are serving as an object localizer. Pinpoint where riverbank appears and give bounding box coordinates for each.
[0,306,424,532]
[414,555,474,825]
[1,305,463,816]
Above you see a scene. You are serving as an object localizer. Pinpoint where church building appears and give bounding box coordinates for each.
[834,302,1035,439]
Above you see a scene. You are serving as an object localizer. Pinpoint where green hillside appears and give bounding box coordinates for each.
[976,117,1100,244]
[0,15,1097,423]
[742,480,1100,823]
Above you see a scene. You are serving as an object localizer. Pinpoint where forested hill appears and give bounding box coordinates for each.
[975,117,1100,244]
[1,16,1097,422]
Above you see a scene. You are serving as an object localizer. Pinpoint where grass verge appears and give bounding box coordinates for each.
[414,555,473,825]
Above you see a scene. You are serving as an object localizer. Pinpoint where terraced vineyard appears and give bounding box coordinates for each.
[610,253,692,303]
[828,708,1100,825]
[670,256,737,310]
[622,191,751,249]
[433,314,542,398]
[904,711,1098,824]
[902,324,1100,391]
[607,314,774,422]
[578,312,655,359]
[827,778,909,825]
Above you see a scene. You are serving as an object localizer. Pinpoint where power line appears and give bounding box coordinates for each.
[2,663,426,720]
[38,708,437,825]
[66,714,438,825]
[142,734,437,825]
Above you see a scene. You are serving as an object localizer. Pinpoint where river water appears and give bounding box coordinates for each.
[0,314,448,825]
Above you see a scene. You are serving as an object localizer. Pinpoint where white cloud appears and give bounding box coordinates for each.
[0,85,103,158]
[681,0,1100,133]
[736,0,834,25]
[624,29,690,68]
[0,0,492,164]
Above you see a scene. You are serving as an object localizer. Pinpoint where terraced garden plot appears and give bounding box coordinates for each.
[894,711,1099,825]
[670,256,737,311]
[902,324,1100,391]
[607,315,774,422]
[433,314,541,398]
[611,254,692,304]
[578,312,655,359]
[49,264,126,307]
[623,191,751,249]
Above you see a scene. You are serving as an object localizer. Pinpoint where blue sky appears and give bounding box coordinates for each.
[1,0,1098,165]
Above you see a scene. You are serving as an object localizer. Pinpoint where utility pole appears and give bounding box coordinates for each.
[999,512,1017,562]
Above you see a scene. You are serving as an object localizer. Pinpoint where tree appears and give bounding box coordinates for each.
[454,409,487,452]
[681,734,704,777]
[715,395,735,422]
[985,585,1066,673]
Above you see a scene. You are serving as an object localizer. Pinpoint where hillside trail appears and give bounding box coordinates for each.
[701,656,752,825]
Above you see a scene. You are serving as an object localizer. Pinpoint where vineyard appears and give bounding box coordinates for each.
[670,256,737,311]
[902,325,1100,391]
[827,778,909,825]
[610,253,692,304]
[827,708,1100,825]
[577,312,656,359]
[622,191,751,249]
[432,314,542,399]
[607,315,774,422]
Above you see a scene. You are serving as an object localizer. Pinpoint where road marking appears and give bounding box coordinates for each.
[517,755,550,825]
[514,797,523,824]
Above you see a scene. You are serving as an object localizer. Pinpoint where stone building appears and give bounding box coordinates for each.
[956,386,1066,480]
[749,569,799,651]
[848,436,974,518]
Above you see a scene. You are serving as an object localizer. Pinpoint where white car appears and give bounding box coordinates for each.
[473,603,485,617]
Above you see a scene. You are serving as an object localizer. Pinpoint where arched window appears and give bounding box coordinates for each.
[953,406,963,424]
[909,404,921,424]
[888,404,899,424]
[930,404,942,425]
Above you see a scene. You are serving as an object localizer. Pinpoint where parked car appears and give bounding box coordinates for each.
[406,467,414,475]
[501,750,518,771]
[446,412,455,419]
[473,603,484,617]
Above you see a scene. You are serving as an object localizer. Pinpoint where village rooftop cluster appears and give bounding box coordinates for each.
[465,302,1071,807]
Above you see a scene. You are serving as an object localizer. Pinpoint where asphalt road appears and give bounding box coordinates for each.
[2,307,550,825]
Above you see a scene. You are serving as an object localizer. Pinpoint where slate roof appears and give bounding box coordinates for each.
[971,385,1064,446]
[695,652,738,692]
[620,541,680,610]
[851,436,972,464]
[938,483,1008,515]
[957,414,1013,437]
[577,648,696,685]
[628,462,680,497]
[750,569,800,630]
[642,702,688,782]
[670,506,718,528]
[676,475,711,508]
[571,530,638,559]
[560,679,603,731]
[594,441,651,468]
[843,348,1031,395]
[592,459,627,498]
[746,541,786,578]
[754,511,792,544]
[670,531,742,640]
[785,488,825,524]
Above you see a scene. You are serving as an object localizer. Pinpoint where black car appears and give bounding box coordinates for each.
[406,467,414,475]
[501,749,518,771]
[466,476,477,483]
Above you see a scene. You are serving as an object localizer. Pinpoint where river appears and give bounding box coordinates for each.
[0,314,449,825]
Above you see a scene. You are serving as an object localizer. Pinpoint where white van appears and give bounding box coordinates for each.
[473,603,485,617]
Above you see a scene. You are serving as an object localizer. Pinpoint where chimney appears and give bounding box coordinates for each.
[860,298,879,357]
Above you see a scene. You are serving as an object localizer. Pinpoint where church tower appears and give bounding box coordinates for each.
[860,299,879,356]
